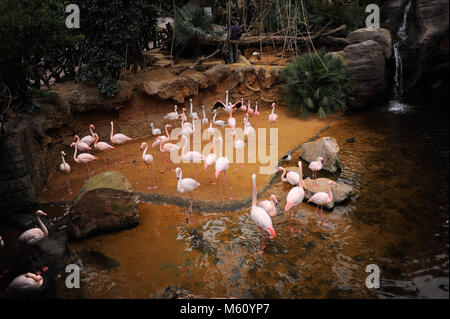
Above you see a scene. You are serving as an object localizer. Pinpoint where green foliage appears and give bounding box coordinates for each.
[281,51,352,118]
[77,0,158,96]
[174,6,212,48]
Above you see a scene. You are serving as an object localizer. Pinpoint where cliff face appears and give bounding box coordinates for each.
[383,0,449,103]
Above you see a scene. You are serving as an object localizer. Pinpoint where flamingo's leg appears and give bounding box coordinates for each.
[258,228,265,254]
[321,205,328,227]
[288,210,293,233]
[315,204,319,224]
[187,193,194,224]
[295,206,302,233]
[150,163,158,189]
[210,166,216,185]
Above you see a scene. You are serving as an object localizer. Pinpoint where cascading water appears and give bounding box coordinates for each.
[393,1,412,101]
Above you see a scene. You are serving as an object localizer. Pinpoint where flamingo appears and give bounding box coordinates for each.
[277,163,302,186]
[7,273,43,295]
[181,135,204,180]
[71,141,98,179]
[80,124,96,146]
[180,117,193,137]
[231,98,244,111]
[268,103,278,124]
[157,137,181,173]
[206,121,216,135]
[204,136,217,184]
[164,105,179,121]
[231,129,245,169]
[254,101,260,117]
[247,100,254,116]
[93,133,114,169]
[180,108,188,122]
[215,137,232,200]
[73,135,91,152]
[150,122,161,136]
[284,162,307,233]
[110,121,132,163]
[282,151,292,162]
[201,105,209,126]
[175,167,200,223]
[307,181,337,226]
[189,98,198,119]
[211,91,229,114]
[258,194,279,217]
[228,106,236,129]
[59,151,72,194]
[250,174,276,254]
[309,157,324,180]
[140,142,157,190]
[17,210,49,270]
[213,110,227,127]
[244,115,256,136]
[152,124,171,147]
[238,98,246,112]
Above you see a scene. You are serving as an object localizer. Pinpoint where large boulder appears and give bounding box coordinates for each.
[303,178,354,210]
[142,77,199,104]
[203,63,232,87]
[334,40,387,109]
[70,171,139,239]
[347,28,392,59]
[299,137,340,173]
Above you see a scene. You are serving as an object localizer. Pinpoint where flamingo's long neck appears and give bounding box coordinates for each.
[142,144,148,159]
[73,143,79,162]
[280,168,287,181]
[110,123,114,140]
[37,214,48,237]
[61,154,66,166]
[159,139,164,152]
[165,125,170,138]
[225,91,228,106]
[327,184,334,203]
[271,107,275,115]
[255,102,258,112]
[182,136,188,155]
[90,126,95,137]
[202,107,206,119]
[213,112,217,123]
[94,133,99,146]
[252,175,257,207]
[299,162,304,187]
[190,101,193,114]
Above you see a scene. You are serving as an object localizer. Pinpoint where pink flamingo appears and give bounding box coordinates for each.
[59,151,72,194]
[215,137,232,200]
[258,194,279,217]
[164,105,179,121]
[307,181,337,226]
[73,135,91,152]
[180,107,188,122]
[157,137,181,173]
[140,142,157,190]
[71,141,98,179]
[244,116,256,136]
[231,129,245,169]
[268,103,278,124]
[17,210,49,271]
[277,162,302,186]
[7,273,43,295]
[228,107,236,129]
[180,116,193,136]
[309,157,324,179]
[254,101,260,117]
[152,124,171,148]
[181,135,204,180]
[80,124,96,146]
[110,121,132,163]
[284,162,307,233]
[250,174,276,254]
[175,167,200,223]
[238,98,246,112]
[247,100,254,116]
[93,133,114,169]
[211,90,229,113]
[204,136,217,184]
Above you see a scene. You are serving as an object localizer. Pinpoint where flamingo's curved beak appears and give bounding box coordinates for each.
[267,227,276,238]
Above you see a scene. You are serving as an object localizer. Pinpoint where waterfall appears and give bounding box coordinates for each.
[393,1,412,100]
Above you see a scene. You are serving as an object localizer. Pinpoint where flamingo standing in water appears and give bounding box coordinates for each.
[157,137,181,173]
[80,124,96,146]
[164,105,179,121]
[231,129,245,169]
[71,141,98,179]
[180,108,188,122]
[201,105,209,126]
[93,133,114,169]
[181,135,204,180]
[237,98,246,112]
[110,121,132,163]
[258,194,279,217]
[215,137,232,200]
[247,100,254,116]
[175,167,200,223]
[17,210,49,271]
[228,107,236,129]
[204,136,217,184]
[277,162,302,186]
[189,98,198,119]
[268,103,278,124]
[308,181,337,226]
[213,110,227,127]
[59,151,72,194]
[150,122,161,136]
[250,174,276,254]
[285,162,307,233]
[140,142,157,190]
[152,124,171,148]
[7,273,43,295]
[73,135,92,152]
[244,115,256,136]
[309,157,324,180]
[254,101,260,117]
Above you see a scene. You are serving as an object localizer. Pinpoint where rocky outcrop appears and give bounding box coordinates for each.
[303,178,354,210]
[347,28,392,59]
[299,137,340,173]
[142,77,199,104]
[69,171,139,239]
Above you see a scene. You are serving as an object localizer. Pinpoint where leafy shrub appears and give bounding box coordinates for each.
[175,6,212,48]
[281,51,352,118]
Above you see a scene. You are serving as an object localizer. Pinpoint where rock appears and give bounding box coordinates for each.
[203,63,232,87]
[70,171,139,239]
[338,40,387,109]
[38,237,66,257]
[303,178,354,210]
[142,77,198,103]
[347,28,392,59]
[82,250,121,271]
[269,67,282,85]
[299,137,340,173]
